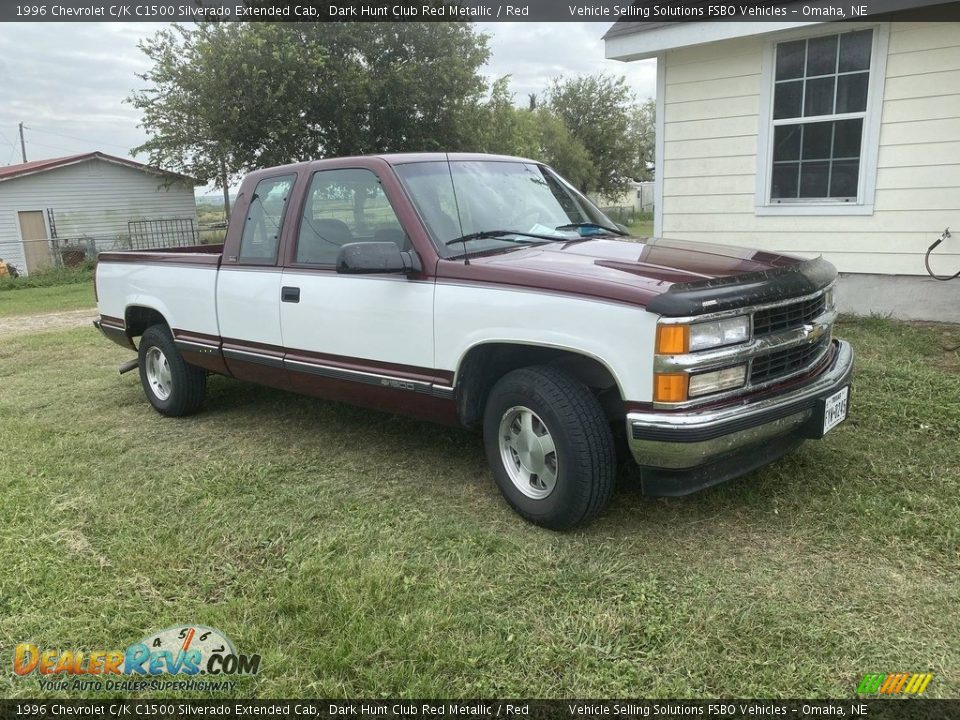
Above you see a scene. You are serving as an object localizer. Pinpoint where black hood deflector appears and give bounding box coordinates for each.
[646,256,837,317]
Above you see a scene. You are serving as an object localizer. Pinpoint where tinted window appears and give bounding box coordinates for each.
[239,174,296,263]
[295,169,406,266]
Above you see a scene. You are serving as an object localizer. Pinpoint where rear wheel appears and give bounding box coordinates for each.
[483,366,616,530]
[138,324,206,417]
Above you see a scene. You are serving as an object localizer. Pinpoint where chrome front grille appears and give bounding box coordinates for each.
[750,335,832,385]
[753,295,826,336]
[653,284,836,409]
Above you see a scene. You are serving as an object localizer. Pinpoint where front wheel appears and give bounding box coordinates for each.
[138,324,207,417]
[483,366,616,530]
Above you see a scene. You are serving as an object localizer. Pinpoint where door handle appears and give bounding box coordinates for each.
[281,286,300,303]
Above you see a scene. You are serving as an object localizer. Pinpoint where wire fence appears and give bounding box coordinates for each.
[600,206,653,227]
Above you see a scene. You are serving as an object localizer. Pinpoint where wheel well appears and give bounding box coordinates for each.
[125,306,168,339]
[455,343,623,428]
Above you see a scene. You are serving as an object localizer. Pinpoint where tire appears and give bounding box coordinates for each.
[138,324,207,417]
[483,365,616,530]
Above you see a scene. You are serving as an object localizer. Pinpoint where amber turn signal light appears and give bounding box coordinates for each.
[656,324,688,354]
[654,373,688,403]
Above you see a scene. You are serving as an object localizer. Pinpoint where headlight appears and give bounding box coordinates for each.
[656,316,750,354]
[688,315,750,352]
[688,365,747,398]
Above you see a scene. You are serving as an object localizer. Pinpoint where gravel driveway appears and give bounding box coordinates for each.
[0,308,97,336]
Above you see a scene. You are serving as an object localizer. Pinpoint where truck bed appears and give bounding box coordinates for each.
[95,244,224,341]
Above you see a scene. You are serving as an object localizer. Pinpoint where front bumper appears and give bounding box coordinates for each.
[627,339,853,496]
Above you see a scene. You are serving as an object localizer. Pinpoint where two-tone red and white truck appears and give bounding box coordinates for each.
[95,153,852,529]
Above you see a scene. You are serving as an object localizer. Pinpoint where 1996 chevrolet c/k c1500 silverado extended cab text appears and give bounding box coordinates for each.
[94,153,853,529]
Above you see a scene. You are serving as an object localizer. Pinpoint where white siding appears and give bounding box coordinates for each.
[659,22,960,275]
[0,158,197,274]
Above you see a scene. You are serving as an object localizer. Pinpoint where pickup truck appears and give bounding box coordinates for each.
[94,153,852,529]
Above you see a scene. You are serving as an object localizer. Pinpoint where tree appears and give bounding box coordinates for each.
[476,79,595,190]
[129,23,322,188]
[477,76,540,158]
[630,98,656,182]
[128,22,490,187]
[546,73,637,195]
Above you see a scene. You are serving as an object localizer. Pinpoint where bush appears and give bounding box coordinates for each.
[0,262,94,291]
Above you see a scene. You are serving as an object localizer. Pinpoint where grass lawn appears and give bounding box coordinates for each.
[627,220,654,237]
[1,318,958,699]
[0,282,96,317]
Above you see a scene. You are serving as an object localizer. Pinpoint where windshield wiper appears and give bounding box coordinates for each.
[554,222,628,236]
[444,229,564,246]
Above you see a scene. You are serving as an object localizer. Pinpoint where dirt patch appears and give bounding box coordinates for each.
[0,308,96,336]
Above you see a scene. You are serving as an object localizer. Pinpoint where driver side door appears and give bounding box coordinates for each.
[278,167,447,418]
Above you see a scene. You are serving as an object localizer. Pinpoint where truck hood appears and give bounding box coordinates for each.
[435,236,829,313]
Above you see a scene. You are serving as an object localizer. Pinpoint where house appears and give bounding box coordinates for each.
[605,4,960,322]
[0,152,197,275]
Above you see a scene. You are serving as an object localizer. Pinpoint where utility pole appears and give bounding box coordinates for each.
[18,122,26,163]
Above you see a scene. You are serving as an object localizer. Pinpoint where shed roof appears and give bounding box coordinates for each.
[0,152,195,185]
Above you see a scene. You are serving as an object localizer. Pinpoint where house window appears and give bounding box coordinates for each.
[767,29,874,204]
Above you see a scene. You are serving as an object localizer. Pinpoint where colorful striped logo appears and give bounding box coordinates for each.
[857,673,933,695]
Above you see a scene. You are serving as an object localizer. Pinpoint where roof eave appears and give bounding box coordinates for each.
[604,21,821,61]
[0,151,197,186]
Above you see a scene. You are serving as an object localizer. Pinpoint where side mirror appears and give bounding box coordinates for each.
[336,242,422,275]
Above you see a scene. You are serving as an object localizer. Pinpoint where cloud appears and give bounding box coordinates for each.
[0,21,656,172]
[477,22,657,103]
[0,22,154,165]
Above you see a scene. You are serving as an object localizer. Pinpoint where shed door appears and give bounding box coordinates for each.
[18,211,51,273]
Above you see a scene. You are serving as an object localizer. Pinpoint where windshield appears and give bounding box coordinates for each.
[393,160,621,257]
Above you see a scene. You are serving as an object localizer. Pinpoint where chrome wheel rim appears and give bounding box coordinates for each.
[144,346,173,401]
[498,405,558,500]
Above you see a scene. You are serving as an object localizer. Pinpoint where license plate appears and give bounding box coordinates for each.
[823,386,849,435]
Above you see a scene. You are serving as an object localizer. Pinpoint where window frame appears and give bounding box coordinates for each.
[755,22,889,216]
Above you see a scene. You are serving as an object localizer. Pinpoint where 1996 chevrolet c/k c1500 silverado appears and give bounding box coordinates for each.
[94,153,852,529]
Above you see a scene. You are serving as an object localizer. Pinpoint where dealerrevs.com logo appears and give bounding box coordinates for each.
[857,673,934,695]
[13,625,260,693]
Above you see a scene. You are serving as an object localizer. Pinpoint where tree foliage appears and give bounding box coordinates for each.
[128,22,490,186]
[129,24,653,197]
[477,77,595,192]
[630,98,656,182]
[546,73,638,195]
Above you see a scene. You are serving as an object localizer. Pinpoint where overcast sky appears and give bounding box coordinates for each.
[0,22,656,190]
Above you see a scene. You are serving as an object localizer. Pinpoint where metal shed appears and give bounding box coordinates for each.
[0,151,198,275]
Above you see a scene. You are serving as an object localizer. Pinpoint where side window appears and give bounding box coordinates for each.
[295,168,407,266]
[239,174,296,263]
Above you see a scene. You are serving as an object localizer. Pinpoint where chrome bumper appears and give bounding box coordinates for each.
[627,339,853,476]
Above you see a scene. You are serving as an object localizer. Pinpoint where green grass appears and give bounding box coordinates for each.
[0,282,95,317]
[0,263,93,291]
[627,220,654,238]
[1,318,958,699]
